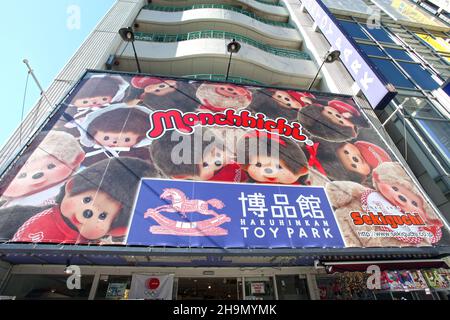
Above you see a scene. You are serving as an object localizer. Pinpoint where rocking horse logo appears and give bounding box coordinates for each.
[144,188,231,236]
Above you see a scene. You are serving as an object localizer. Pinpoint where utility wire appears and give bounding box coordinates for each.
[20,72,31,146]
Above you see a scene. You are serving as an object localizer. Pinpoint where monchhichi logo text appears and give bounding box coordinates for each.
[351,212,425,229]
[147,109,309,143]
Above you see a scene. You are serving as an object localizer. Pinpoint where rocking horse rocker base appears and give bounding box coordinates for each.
[147,211,230,236]
[144,188,231,237]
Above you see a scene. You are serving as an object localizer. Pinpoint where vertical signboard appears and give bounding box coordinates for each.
[302,0,397,109]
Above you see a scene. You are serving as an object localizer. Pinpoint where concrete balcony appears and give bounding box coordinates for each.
[152,0,289,22]
[115,38,317,88]
[136,7,302,49]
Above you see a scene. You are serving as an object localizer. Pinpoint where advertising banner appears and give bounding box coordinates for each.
[371,0,450,31]
[129,274,174,300]
[127,179,344,248]
[301,0,397,110]
[0,71,448,250]
[416,33,450,63]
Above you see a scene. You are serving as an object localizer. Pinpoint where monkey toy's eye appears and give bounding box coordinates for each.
[83,197,92,204]
[83,100,89,105]
[277,165,283,170]
[125,138,131,142]
[104,136,110,141]
[255,162,262,168]
[47,163,56,170]
[412,201,418,207]
[102,97,109,102]
[202,162,209,168]
[99,212,108,220]
[392,186,399,192]
[18,173,27,179]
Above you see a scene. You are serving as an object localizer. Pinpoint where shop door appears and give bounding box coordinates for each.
[244,277,275,300]
[276,275,310,300]
[177,278,238,300]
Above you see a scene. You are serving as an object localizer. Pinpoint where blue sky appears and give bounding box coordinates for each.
[0,0,115,148]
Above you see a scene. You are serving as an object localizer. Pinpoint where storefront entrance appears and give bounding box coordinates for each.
[176,278,240,300]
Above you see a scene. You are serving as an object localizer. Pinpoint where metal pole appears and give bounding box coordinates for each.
[225,51,233,81]
[131,41,142,73]
[382,98,409,127]
[307,58,326,91]
[22,59,53,108]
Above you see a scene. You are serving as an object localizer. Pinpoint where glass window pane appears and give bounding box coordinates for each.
[397,62,440,90]
[364,26,397,44]
[358,43,387,57]
[2,274,94,300]
[244,277,275,300]
[397,96,444,119]
[370,58,416,89]
[95,275,132,300]
[385,48,415,61]
[176,278,238,300]
[276,276,310,300]
[339,20,369,39]
[415,118,450,160]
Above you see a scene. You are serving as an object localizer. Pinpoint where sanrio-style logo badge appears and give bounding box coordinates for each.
[144,188,231,236]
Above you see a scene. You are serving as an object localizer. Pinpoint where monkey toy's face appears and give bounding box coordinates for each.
[94,130,141,148]
[3,154,80,198]
[272,90,304,110]
[321,106,357,137]
[61,189,122,240]
[247,155,308,185]
[196,147,227,181]
[144,80,177,96]
[197,83,252,112]
[73,95,113,109]
[336,143,371,177]
[376,181,425,215]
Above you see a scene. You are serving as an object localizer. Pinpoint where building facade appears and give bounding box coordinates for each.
[0,0,449,300]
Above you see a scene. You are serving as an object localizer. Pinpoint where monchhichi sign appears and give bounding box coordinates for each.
[0,71,447,250]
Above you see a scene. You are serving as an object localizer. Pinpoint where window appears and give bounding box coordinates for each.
[397,62,440,90]
[339,20,369,39]
[363,26,397,44]
[359,43,387,57]
[370,58,416,89]
[414,118,450,161]
[385,48,415,62]
[1,274,94,300]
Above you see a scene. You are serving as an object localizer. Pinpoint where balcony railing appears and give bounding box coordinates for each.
[134,30,311,60]
[161,0,284,7]
[183,74,264,84]
[142,4,293,28]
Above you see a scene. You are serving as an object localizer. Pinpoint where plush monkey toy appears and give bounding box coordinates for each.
[77,104,153,166]
[297,99,368,143]
[325,162,445,247]
[0,131,85,208]
[150,128,247,182]
[248,89,314,122]
[236,131,310,185]
[131,76,200,112]
[196,83,253,112]
[309,140,392,186]
[9,157,157,244]
[63,74,130,122]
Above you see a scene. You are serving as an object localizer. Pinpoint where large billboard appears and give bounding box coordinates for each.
[0,71,448,250]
